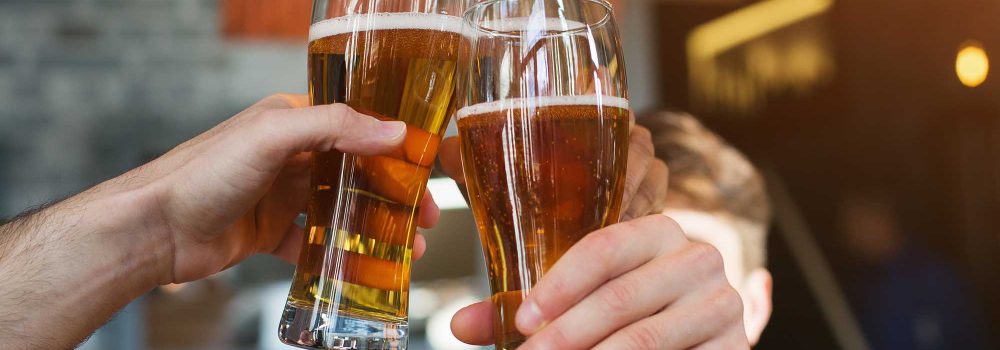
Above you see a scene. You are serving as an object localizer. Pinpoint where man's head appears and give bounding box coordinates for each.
[639,110,773,344]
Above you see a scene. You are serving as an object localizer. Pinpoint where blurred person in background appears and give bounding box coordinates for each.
[444,110,775,347]
[0,95,750,349]
[641,111,774,345]
[839,190,989,350]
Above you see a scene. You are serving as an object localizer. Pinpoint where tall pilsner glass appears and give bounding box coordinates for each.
[278,0,468,349]
[458,0,630,348]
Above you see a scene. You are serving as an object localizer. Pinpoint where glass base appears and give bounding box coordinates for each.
[278,303,408,350]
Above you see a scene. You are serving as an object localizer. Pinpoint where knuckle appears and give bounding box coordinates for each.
[711,287,745,321]
[318,104,356,149]
[253,108,284,130]
[689,241,726,273]
[645,214,681,232]
[623,323,662,350]
[326,102,352,116]
[580,229,622,261]
[248,108,300,157]
[641,214,685,243]
[248,110,284,143]
[662,215,685,234]
[599,277,640,313]
[536,277,570,313]
[323,104,352,128]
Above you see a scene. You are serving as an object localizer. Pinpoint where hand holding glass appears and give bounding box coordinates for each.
[279,0,468,349]
[458,0,631,348]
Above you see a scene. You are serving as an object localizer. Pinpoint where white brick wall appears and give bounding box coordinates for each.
[0,0,308,217]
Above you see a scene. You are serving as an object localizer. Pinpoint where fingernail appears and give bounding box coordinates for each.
[516,300,545,333]
[377,121,406,140]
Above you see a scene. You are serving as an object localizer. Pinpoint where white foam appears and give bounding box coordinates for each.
[476,17,588,34]
[456,95,629,119]
[309,13,465,42]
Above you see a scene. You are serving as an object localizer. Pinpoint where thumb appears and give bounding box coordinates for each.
[245,103,407,164]
[450,300,496,345]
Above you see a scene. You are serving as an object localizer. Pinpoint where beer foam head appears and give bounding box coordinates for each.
[475,17,588,35]
[309,13,465,42]
[456,95,629,119]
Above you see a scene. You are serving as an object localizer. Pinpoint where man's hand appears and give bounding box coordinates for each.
[449,215,749,349]
[0,94,440,349]
[439,121,747,349]
[135,94,438,283]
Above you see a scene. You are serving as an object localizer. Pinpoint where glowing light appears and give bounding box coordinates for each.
[685,0,834,114]
[687,0,834,60]
[956,42,988,88]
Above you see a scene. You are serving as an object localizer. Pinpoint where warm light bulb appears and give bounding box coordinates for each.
[956,42,988,88]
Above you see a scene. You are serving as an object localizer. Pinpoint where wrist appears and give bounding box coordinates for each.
[0,184,171,347]
[84,183,175,291]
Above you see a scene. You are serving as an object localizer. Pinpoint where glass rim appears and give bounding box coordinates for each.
[463,0,614,38]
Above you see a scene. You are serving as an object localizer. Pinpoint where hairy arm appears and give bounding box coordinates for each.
[0,186,167,349]
[0,94,436,349]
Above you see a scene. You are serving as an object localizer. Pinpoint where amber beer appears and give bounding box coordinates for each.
[457,96,630,349]
[280,13,464,349]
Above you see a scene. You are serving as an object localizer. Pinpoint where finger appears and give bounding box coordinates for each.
[412,233,427,260]
[519,242,729,349]
[621,159,668,221]
[592,286,745,350]
[417,189,440,229]
[688,330,751,350]
[515,215,687,335]
[272,224,305,265]
[107,94,310,192]
[450,300,496,345]
[438,136,465,185]
[174,94,308,154]
[241,103,407,171]
[621,126,654,215]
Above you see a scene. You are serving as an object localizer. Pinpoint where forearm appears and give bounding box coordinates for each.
[0,186,169,349]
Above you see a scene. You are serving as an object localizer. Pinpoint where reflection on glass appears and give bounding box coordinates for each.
[278,1,468,349]
[458,0,630,348]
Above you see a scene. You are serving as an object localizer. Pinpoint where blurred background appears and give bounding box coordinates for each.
[0,0,998,349]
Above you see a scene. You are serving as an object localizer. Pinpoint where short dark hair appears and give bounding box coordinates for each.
[639,111,771,270]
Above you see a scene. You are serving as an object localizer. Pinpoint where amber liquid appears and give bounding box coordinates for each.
[287,26,463,323]
[458,103,630,348]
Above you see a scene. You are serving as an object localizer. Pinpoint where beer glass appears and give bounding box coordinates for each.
[458,0,630,348]
[279,0,468,348]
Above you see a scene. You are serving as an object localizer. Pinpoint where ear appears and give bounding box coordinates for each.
[740,268,773,345]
